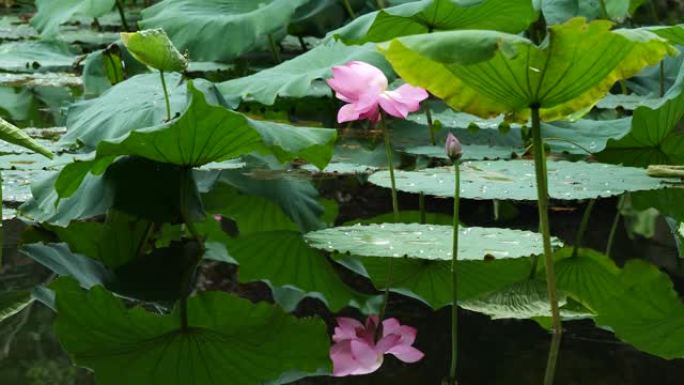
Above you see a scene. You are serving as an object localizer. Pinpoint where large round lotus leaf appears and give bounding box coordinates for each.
[368,160,673,200]
[51,278,331,385]
[305,223,561,261]
[139,0,309,62]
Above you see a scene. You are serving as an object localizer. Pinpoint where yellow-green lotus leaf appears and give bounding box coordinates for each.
[382,17,677,122]
[121,28,187,72]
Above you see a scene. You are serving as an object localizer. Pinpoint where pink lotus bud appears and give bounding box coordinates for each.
[445,132,463,161]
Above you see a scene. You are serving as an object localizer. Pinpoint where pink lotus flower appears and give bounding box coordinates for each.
[326,61,429,123]
[330,316,424,377]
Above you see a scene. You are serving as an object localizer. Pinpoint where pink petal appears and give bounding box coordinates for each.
[331,341,358,377]
[378,84,429,120]
[350,339,383,375]
[394,84,429,103]
[327,61,388,103]
[381,318,401,337]
[375,333,402,353]
[397,325,417,346]
[337,91,381,123]
[386,345,425,363]
[337,103,362,123]
[333,317,364,342]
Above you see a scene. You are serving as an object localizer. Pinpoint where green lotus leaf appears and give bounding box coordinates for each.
[51,277,331,385]
[0,290,33,323]
[404,144,519,161]
[217,41,391,106]
[120,28,188,72]
[540,118,632,155]
[31,0,115,36]
[331,0,537,43]
[89,82,336,168]
[368,160,673,200]
[62,73,221,149]
[460,279,590,320]
[382,17,676,122]
[19,170,111,226]
[55,81,336,200]
[541,0,642,24]
[350,251,534,309]
[139,0,310,62]
[198,167,324,233]
[0,40,77,73]
[599,62,684,167]
[305,223,559,260]
[226,230,369,312]
[595,260,684,359]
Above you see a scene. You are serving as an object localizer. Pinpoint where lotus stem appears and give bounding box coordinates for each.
[599,0,609,19]
[375,0,386,9]
[448,160,461,385]
[419,192,426,224]
[531,106,562,385]
[115,0,130,32]
[660,61,666,97]
[572,199,596,258]
[0,171,3,266]
[178,168,205,331]
[267,34,282,64]
[341,0,356,19]
[425,103,436,145]
[159,70,171,121]
[380,113,400,222]
[606,195,626,256]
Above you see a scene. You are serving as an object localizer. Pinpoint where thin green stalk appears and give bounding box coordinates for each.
[649,0,660,23]
[448,161,461,385]
[599,0,609,18]
[297,36,308,52]
[341,0,356,19]
[419,192,426,224]
[606,195,626,256]
[159,70,171,121]
[267,34,282,64]
[620,80,628,95]
[380,114,400,222]
[115,0,130,32]
[660,61,666,97]
[531,106,562,385]
[425,103,436,145]
[375,0,386,9]
[178,168,205,331]
[0,170,3,266]
[572,199,596,258]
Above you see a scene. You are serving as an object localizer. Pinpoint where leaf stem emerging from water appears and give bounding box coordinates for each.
[267,34,282,64]
[425,103,436,145]
[531,106,562,385]
[572,199,596,258]
[448,160,460,385]
[341,0,356,19]
[380,113,400,222]
[606,195,626,256]
[115,0,130,32]
[159,70,171,121]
